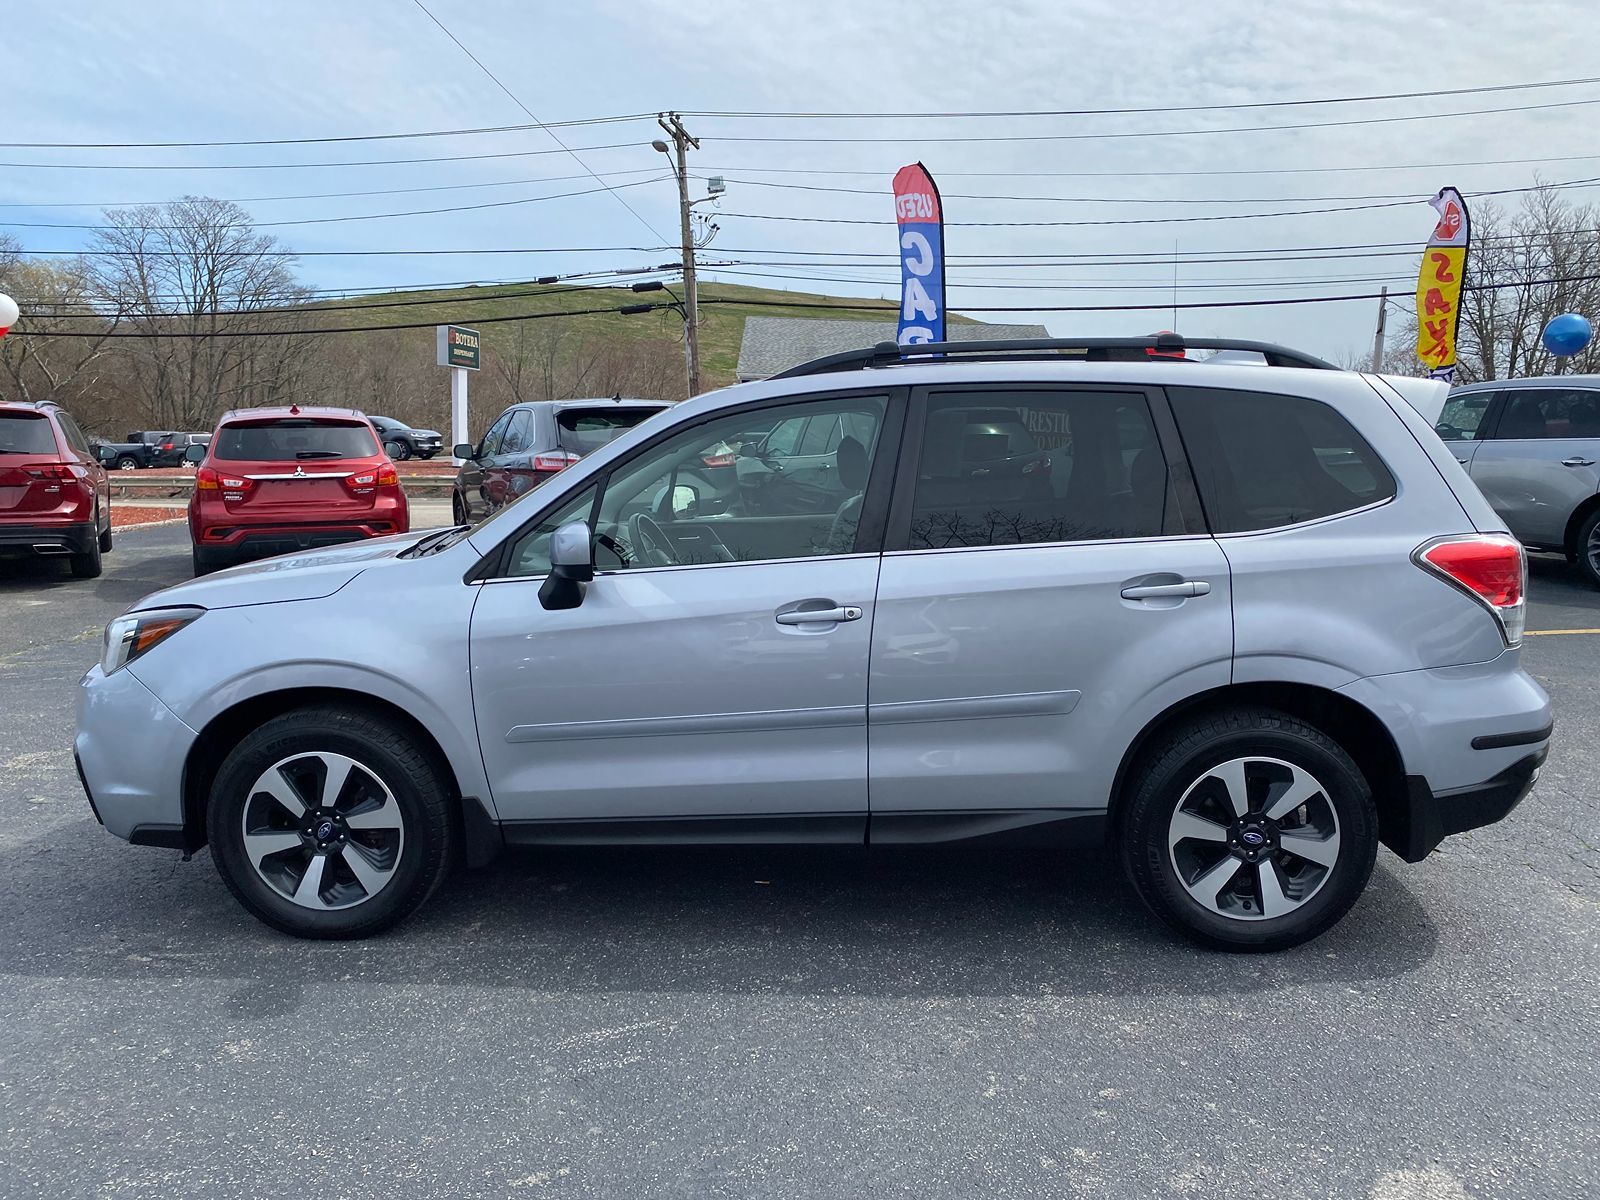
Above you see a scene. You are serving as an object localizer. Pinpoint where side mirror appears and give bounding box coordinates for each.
[538,521,595,611]
[453,442,476,460]
[183,444,206,464]
[95,445,115,465]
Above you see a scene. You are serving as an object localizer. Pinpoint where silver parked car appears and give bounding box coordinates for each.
[1437,375,1600,587]
[75,336,1551,950]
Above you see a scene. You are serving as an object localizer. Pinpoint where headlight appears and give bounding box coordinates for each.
[102,607,204,674]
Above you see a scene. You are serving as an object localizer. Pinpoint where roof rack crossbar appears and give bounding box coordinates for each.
[772,335,1338,379]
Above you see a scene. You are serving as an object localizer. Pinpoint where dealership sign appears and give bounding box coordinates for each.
[436,324,482,371]
[892,163,946,346]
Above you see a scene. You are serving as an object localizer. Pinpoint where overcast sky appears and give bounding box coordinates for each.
[4,0,1596,361]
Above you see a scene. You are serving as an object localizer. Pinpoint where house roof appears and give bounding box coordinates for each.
[735,316,1051,381]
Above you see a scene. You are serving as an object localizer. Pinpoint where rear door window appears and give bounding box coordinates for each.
[213,419,379,461]
[1491,388,1600,440]
[554,406,660,455]
[1168,387,1396,533]
[0,413,58,455]
[905,389,1174,549]
[500,410,534,455]
[55,413,93,456]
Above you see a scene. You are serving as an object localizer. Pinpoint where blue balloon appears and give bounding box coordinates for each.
[1542,312,1593,357]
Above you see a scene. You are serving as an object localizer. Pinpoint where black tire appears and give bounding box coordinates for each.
[98,522,114,553]
[385,439,411,462]
[114,455,139,471]
[1575,507,1600,589]
[207,705,456,939]
[1117,707,1378,952]
[192,546,222,576]
[418,451,436,460]
[451,491,468,525]
[69,517,103,579]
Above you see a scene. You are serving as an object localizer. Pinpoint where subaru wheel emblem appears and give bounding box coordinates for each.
[315,820,335,841]
[1241,829,1267,847]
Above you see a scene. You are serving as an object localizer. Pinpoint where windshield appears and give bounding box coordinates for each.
[213,418,379,461]
[555,406,662,455]
[0,412,58,455]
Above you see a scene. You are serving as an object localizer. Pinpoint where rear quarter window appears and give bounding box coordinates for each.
[213,419,379,461]
[1168,387,1396,534]
[0,413,59,455]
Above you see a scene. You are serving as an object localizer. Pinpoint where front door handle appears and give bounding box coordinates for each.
[776,605,863,625]
[1121,581,1211,600]
[1561,456,1597,467]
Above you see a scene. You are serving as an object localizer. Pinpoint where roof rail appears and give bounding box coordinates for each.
[772,334,1339,379]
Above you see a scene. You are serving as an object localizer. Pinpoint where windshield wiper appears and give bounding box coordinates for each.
[404,524,472,557]
[295,449,343,459]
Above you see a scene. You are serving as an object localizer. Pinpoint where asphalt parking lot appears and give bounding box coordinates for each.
[2,523,1596,1199]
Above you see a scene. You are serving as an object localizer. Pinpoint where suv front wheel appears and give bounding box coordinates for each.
[207,705,455,939]
[1118,707,1378,952]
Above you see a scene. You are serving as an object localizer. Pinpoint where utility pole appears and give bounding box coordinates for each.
[1369,285,1389,372]
[656,113,702,397]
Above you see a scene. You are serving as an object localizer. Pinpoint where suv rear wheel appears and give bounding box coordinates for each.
[70,513,103,579]
[1575,507,1600,589]
[1118,707,1378,952]
[206,705,455,939]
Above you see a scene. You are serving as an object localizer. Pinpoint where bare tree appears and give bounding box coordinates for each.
[90,196,316,429]
[0,234,124,412]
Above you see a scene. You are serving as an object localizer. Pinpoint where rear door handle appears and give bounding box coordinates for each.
[776,605,863,625]
[1561,457,1597,467]
[1121,581,1211,600]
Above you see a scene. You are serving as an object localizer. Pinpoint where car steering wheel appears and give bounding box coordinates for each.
[627,511,677,567]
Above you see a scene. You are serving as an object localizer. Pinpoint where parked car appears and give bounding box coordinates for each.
[93,435,164,471]
[0,398,113,577]
[150,432,212,468]
[369,415,443,461]
[77,336,1549,949]
[451,397,670,523]
[1438,375,1600,587]
[184,405,407,575]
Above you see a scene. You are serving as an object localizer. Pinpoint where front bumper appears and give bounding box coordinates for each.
[75,663,199,845]
[0,520,96,558]
[1391,746,1548,862]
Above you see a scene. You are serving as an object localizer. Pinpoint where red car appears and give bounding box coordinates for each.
[187,405,408,575]
[0,399,113,578]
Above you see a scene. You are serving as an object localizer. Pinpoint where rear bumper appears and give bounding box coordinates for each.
[193,513,408,563]
[1391,746,1548,862]
[0,520,96,557]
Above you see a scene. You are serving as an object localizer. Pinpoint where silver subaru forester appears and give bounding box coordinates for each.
[75,336,1552,950]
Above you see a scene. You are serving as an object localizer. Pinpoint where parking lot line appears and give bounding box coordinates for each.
[1524,628,1600,636]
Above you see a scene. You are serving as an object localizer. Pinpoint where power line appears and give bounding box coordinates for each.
[681,76,1600,120]
[703,96,1600,144]
[408,0,669,245]
[0,167,668,209]
[699,154,1600,180]
[0,140,647,171]
[719,176,1600,228]
[0,175,673,230]
[0,115,655,150]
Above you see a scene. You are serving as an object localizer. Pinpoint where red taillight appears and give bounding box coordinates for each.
[532,451,580,473]
[346,463,398,492]
[161,442,174,451]
[376,463,398,487]
[195,467,251,493]
[1416,534,1526,645]
[24,463,82,482]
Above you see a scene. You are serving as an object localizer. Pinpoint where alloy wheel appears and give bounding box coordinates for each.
[1167,756,1341,921]
[240,751,405,910]
[1586,520,1600,581]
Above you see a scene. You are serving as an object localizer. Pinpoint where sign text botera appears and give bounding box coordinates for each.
[436,324,482,371]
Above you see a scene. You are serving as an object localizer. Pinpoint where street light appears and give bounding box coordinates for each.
[0,292,18,339]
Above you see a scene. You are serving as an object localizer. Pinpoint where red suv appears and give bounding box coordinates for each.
[187,405,408,575]
[0,399,112,578]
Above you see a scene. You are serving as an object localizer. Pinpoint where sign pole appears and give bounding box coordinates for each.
[451,366,469,465]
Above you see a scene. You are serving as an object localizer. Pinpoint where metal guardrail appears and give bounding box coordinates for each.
[108,471,456,498]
